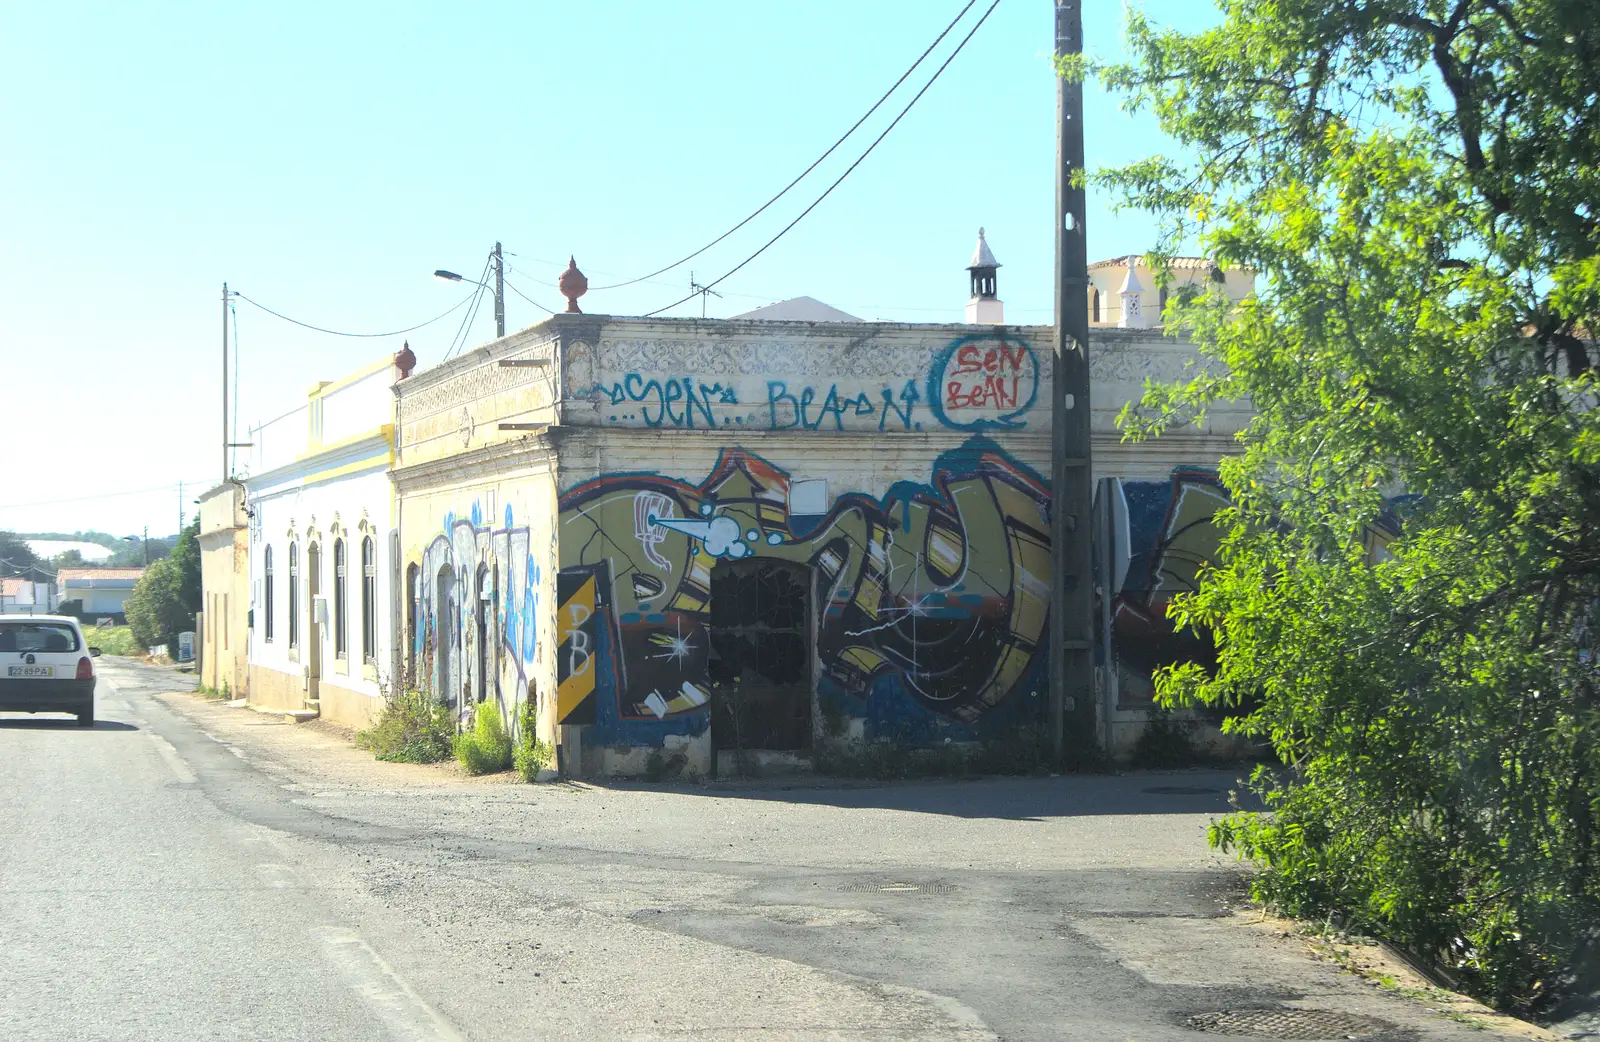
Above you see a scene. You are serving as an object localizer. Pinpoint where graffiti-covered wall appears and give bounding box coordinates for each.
[393,314,1254,773]
[557,436,1053,756]
[393,324,562,743]
[400,469,559,741]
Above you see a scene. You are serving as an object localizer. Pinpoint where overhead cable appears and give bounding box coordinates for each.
[443,255,495,361]
[590,0,980,292]
[236,290,475,338]
[0,481,213,510]
[644,0,1003,318]
[503,267,559,314]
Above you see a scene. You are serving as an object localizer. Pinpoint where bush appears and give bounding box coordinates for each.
[454,700,513,775]
[81,625,141,657]
[56,598,83,620]
[124,558,189,656]
[357,688,453,764]
[512,696,554,781]
[1130,708,1199,769]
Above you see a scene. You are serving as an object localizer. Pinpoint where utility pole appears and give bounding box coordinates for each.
[492,242,506,338]
[1051,0,1096,764]
[178,480,184,534]
[222,282,230,483]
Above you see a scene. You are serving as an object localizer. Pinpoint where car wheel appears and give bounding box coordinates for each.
[77,705,94,727]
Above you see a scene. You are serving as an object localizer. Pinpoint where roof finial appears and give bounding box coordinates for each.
[558,257,588,314]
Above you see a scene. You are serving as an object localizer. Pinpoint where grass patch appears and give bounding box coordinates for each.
[356,688,454,764]
[82,625,141,657]
[454,701,513,775]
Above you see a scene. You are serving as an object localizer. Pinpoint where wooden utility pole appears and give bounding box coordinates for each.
[1051,0,1097,762]
[222,282,230,482]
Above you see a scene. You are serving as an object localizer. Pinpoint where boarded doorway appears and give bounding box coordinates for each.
[707,560,812,753]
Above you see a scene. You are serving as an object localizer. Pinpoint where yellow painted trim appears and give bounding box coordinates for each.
[296,424,395,465]
[300,454,389,487]
[309,356,394,400]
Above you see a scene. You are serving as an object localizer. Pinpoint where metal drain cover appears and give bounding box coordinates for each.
[840,881,957,896]
[1185,1007,1392,1039]
[1144,785,1222,795]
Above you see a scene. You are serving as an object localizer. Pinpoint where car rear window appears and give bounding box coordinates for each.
[0,622,81,653]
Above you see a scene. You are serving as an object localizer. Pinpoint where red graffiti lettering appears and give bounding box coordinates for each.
[941,341,1035,414]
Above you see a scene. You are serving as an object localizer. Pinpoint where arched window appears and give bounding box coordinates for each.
[1091,287,1101,323]
[288,542,300,648]
[333,539,347,659]
[263,546,275,642]
[405,563,419,683]
[361,536,376,665]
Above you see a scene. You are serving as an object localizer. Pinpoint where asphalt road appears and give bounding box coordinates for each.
[0,658,1540,1041]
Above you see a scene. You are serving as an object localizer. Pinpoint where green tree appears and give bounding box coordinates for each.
[124,558,190,656]
[1097,0,1600,1016]
[0,531,46,581]
[171,518,201,617]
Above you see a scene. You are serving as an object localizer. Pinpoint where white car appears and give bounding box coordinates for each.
[0,615,100,725]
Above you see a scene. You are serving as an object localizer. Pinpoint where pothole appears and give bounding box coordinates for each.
[1184,1007,1394,1038]
[1143,785,1223,795]
[839,881,958,896]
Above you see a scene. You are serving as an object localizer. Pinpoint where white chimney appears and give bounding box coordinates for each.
[965,228,1005,325]
[1117,255,1146,329]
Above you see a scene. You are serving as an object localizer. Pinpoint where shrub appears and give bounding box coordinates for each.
[1130,707,1199,769]
[57,598,83,620]
[81,625,141,657]
[357,688,453,764]
[454,700,513,775]
[512,696,554,781]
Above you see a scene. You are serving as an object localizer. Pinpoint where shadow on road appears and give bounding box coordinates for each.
[597,770,1267,821]
[0,716,139,732]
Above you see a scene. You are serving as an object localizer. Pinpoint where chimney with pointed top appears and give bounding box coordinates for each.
[965,228,1005,325]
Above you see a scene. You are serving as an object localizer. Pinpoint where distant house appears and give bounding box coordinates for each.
[56,568,144,621]
[0,578,57,615]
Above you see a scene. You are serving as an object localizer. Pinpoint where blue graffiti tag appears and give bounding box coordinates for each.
[582,375,739,428]
[767,379,923,432]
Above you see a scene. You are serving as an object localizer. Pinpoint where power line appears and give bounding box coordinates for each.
[502,267,560,314]
[236,290,476,338]
[590,0,980,293]
[644,0,1002,318]
[443,255,495,361]
[0,481,213,510]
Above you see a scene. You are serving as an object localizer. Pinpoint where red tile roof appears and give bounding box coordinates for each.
[57,568,145,582]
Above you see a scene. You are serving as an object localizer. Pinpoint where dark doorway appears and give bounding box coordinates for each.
[707,560,812,752]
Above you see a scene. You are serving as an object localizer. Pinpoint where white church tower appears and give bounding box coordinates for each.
[965,228,1005,325]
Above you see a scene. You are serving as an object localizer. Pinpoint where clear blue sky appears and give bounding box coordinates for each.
[0,0,1207,539]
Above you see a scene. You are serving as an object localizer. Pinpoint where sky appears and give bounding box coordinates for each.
[0,0,1210,539]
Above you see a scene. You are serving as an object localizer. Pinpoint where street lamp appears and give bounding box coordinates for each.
[123,527,149,567]
[434,241,505,339]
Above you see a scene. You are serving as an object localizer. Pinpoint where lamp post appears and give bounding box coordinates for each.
[124,527,149,567]
[434,241,505,339]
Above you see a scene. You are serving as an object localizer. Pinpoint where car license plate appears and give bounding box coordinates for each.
[6,666,51,677]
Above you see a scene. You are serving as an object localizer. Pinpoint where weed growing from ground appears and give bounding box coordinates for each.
[454,700,513,775]
[357,687,454,764]
[512,696,554,781]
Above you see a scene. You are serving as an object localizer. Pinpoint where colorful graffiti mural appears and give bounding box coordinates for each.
[414,501,549,714]
[1106,469,1230,706]
[557,439,1052,742]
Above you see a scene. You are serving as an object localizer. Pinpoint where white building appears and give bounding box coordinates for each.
[1087,255,1254,329]
[239,354,409,727]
